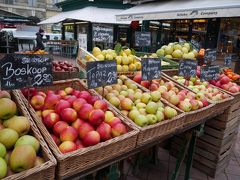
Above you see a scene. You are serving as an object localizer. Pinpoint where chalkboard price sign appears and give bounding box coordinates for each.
[0,54,53,90]
[191,39,200,51]
[200,66,220,81]
[135,31,151,47]
[224,54,232,67]
[141,58,161,81]
[204,49,217,63]
[92,24,113,44]
[179,59,197,77]
[86,60,117,89]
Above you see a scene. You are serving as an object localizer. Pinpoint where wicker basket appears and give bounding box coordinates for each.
[18,79,138,179]
[4,91,56,180]
[127,75,215,127]
[162,73,235,112]
[53,70,79,81]
[80,79,186,146]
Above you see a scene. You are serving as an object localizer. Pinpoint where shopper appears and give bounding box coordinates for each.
[35,28,45,51]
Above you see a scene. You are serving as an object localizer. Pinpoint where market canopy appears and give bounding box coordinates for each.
[38,6,130,25]
[116,0,240,21]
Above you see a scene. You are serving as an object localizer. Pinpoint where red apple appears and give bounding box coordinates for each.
[94,100,108,112]
[111,123,127,137]
[75,139,85,149]
[57,90,67,97]
[82,131,100,146]
[88,109,105,126]
[87,95,100,105]
[46,90,55,95]
[78,91,91,100]
[189,99,199,110]
[96,122,112,141]
[44,94,60,109]
[61,108,78,123]
[72,90,81,97]
[65,87,74,95]
[59,141,77,154]
[64,95,77,105]
[78,122,94,138]
[53,121,69,136]
[229,86,239,93]
[30,95,45,110]
[55,100,71,114]
[72,118,85,130]
[165,81,175,90]
[133,74,142,84]
[108,117,121,127]
[0,90,11,99]
[42,109,55,119]
[178,92,186,101]
[60,126,78,142]
[149,83,159,91]
[141,81,151,88]
[162,92,170,101]
[51,134,61,146]
[201,98,209,107]
[78,103,94,120]
[72,98,87,111]
[220,76,230,84]
[43,112,60,129]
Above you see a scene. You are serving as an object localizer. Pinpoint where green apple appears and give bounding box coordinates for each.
[138,108,147,115]
[134,99,141,105]
[146,114,158,125]
[127,89,135,95]
[134,92,142,100]
[146,102,158,114]
[15,135,40,152]
[136,102,146,109]
[120,91,128,97]
[150,91,161,102]
[128,109,140,121]
[134,115,148,127]
[0,157,7,178]
[158,106,164,112]
[0,128,19,149]
[141,93,151,104]
[164,106,177,119]
[0,143,6,158]
[128,84,138,90]
[156,111,165,122]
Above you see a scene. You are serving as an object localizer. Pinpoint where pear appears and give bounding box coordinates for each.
[15,135,40,152]
[3,116,30,136]
[0,157,7,178]
[10,145,36,173]
[0,128,19,149]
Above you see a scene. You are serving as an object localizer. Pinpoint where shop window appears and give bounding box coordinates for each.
[28,0,36,7]
[4,0,13,4]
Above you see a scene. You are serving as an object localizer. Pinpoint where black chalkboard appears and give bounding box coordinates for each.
[191,39,200,51]
[92,24,113,44]
[135,31,151,47]
[204,49,217,63]
[200,66,220,81]
[224,54,232,67]
[0,54,53,90]
[86,60,117,89]
[179,59,197,77]
[141,58,161,81]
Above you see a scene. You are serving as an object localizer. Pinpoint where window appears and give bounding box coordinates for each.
[28,0,36,7]
[4,0,13,4]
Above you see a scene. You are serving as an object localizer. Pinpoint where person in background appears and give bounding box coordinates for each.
[35,28,45,51]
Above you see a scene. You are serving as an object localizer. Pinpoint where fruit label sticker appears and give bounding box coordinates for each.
[141,58,161,81]
[0,54,53,90]
[200,66,220,81]
[92,24,113,44]
[204,49,217,63]
[86,60,117,89]
[224,54,232,67]
[190,39,200,51]
[135,32,151,47]
[179,59,197,77]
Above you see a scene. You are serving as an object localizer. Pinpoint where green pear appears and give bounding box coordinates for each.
[15,135,40,152]
[0,128,19,149]
[0,143,6,158]
[134,114,148,127]
[146,102,158,114]
[0,157,7,178]
[3,116,30,136]
[146,114,158,125]
[10,145,36,173]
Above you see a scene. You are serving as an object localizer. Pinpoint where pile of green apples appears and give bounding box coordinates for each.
[0,91,43,178]
[95,75,179,127]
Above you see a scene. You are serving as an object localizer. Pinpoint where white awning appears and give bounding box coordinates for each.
[116,0,240,21]
[39,7,130,25]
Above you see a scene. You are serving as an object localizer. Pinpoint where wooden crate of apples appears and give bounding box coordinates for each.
[19,79,138,178]
[0,90,56,179]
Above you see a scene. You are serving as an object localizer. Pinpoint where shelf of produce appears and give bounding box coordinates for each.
[128,75,215,127]
[162,73,235,112]
[80,78,186,146]
[17,79,138,179]
[5,91,56,180]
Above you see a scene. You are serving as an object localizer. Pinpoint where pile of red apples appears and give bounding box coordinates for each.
[52,61,78,72]
[28,88,128,154]
[133,74,209,112]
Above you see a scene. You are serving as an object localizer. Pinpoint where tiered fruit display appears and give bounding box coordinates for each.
[172,76,231,101]
[137,53,171,66]
[95,75,179,127]
[28,88,128,154]
[132,73,209,112]
[0,90,44,178]
[222,68,240,82]
[53,61,79,72]
[88,47,141,72]
[156,42,198,60]
[209,74,240,94]
[19,50,48,55]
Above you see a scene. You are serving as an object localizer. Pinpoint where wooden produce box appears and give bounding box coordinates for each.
[5,91,56,180]
[18,79,138,179]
